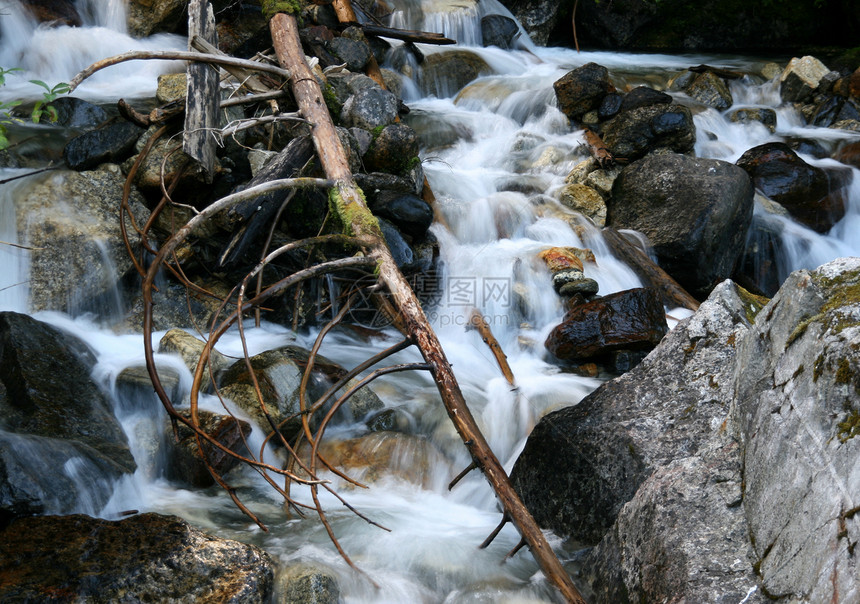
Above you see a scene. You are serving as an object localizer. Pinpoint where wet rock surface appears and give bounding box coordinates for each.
[0,513,275,602]
[515,281,756,544]
[600,103,696,161]
[554,62,613,121]
[545,287,668,363]
[736,142,848,232]
[0,312,135,520]
[16,166,149,314]
[165,410,252,488]
[63,117,144,171]
[609,153,754,298]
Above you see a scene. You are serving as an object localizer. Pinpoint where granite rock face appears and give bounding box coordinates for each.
[514,258,860,602]
[733,257,860,602]
[0,513,275,602]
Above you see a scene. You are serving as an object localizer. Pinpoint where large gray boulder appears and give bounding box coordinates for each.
[0,312,135,519]
[0,513,274,602]
[733,257,860,602]
[16,166,149,315]
[512,281,761,544]
[585,432,764,603]
[514,257,860,602]
[608,152,754,298]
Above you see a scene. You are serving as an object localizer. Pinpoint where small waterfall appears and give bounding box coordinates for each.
[0,0,185,102]
[0,172,31,313]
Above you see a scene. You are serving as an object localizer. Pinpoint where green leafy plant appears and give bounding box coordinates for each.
[0,67,23,149]
[0,69,70,149]
[29,79,71,124]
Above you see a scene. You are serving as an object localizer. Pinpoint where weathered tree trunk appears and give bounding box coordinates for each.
[602,226,700,311]
[269,11,586,604]
[184,0,218,181]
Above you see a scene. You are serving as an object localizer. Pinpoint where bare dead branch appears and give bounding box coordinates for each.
[69,50,291,92]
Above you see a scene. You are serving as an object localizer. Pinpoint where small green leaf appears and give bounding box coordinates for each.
[29,79,50,91]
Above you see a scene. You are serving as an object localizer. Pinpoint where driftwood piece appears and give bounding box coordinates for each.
[469,307,515,387]
[184,0,219,181]
[269,11,586,604]
[688,64,745,80]
[67,50,291,93]
[219,135,316,268]
[582,126,615,168]
[191,35,273,95]
[602,226,700,311]
[343,22,456,45]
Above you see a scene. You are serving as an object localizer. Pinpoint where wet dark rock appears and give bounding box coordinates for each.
[379,217,415,268]
[553,62,613,121]
[834,140,860,169]
[736,142,847,232]
[670,70,733,110]
[50,96,109,129]
[0,313,132,469]
[63,117,144,171]
[600,103,696,161]
[812,95,860,127]
[496,0,560,45]
[115,364,182,413]
[166,410,252,488]
[370,192,434,239]
[597,92,623,120]
[0,312,134,520]
[329,36,371,72]
[609,153,754,297]
[620,86,672,113]
[734,211,789,297]
[728,106,777,132]
[20,0,80,25]
[515,281,757,545]
[364,123,420,174]
[545,287,667,363]
[481,14,520,49]
[0,513,274,602]
[217,346,384,442]
[340,86,399,131]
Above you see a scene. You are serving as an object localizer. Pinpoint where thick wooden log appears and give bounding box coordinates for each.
[602,226,700,311]
[269,11,586,603]
[184,0,219,182]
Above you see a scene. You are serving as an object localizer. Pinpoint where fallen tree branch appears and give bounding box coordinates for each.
[344,22,456,45]
[269,11,586,603]
[68,50,291,92]
[602,226,700,311]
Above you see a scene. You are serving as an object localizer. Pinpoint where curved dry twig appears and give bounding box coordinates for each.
[69,50,291,92]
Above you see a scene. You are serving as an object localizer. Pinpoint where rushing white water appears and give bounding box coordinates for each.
[0,0,184,102]
[2,1,860,602]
